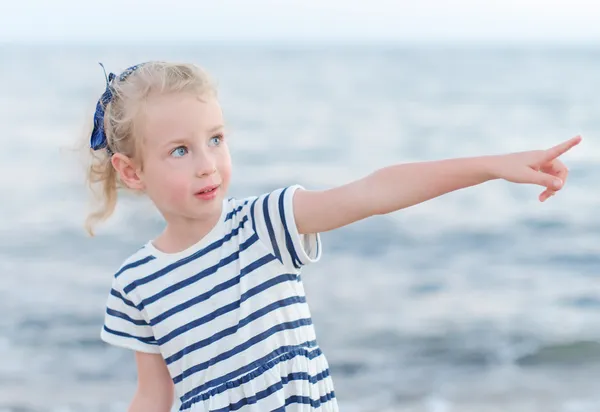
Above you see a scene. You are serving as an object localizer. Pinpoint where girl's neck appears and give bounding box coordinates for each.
[153,208,223,254]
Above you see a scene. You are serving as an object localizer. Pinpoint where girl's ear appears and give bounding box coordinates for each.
[111,153,145,191]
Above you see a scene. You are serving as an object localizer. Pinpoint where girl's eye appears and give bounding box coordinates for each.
[209,135,222,146]
[171,146,188,157]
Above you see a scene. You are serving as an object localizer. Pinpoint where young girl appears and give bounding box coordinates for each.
[88,61,580,412]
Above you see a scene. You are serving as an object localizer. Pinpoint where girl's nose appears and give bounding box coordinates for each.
[195,153,217,178]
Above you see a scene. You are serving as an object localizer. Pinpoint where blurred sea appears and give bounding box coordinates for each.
[0,43,599,412]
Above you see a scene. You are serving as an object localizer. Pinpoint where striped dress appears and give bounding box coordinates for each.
[101,185,338,411]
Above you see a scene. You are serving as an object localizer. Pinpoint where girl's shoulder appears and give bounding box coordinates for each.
[226,185,304,214]
[110,243,159,288]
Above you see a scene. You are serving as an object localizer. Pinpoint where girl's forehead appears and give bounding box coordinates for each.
[140,93,223,142]
[145,92,220,118]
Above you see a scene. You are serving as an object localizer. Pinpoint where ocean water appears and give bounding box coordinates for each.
[1,44,599,412]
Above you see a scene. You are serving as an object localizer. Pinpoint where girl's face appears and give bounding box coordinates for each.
[136,92,232,223]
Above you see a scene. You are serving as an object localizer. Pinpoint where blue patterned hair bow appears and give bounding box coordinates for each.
[89,62,144,155]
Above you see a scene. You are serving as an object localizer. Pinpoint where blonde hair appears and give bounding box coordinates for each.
[84,61,217,235]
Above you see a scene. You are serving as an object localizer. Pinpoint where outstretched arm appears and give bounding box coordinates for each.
[293,136,581,234]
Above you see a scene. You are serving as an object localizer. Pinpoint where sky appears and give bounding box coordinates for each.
[1,0,600,44]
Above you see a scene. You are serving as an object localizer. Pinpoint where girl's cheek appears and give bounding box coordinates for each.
[169,176,192,200]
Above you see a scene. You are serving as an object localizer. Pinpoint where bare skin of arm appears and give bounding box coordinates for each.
[128,352,175,412]
[293,137,581,235]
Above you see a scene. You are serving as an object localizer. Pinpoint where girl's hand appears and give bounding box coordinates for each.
[489,135,582,202]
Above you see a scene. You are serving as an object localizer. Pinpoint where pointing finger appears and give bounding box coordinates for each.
[543,135,582,162]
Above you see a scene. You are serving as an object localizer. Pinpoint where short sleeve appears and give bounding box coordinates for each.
[250,185,322,271]
[100,277,161,354]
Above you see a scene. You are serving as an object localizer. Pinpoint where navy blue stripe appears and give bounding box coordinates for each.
[123,216,249,295]
[106,308,148,326]
[110,288,136,308]
[281,369,332,385]
[181,347,323,410]
[158,270,298,345]
[280,391,336,410]
[250,198,259,234]
[180,343,321,406]
[165,294,306,364]
[173,318,314,385]
[279,187,302,269]
[103,325,157,345]
[209,369,332,412]
[262,193,282,263]
[138,233,258,311]
[211,380,284,412]
[149,243,269,326]
[114,255,156,278]
[225,200,248,221]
